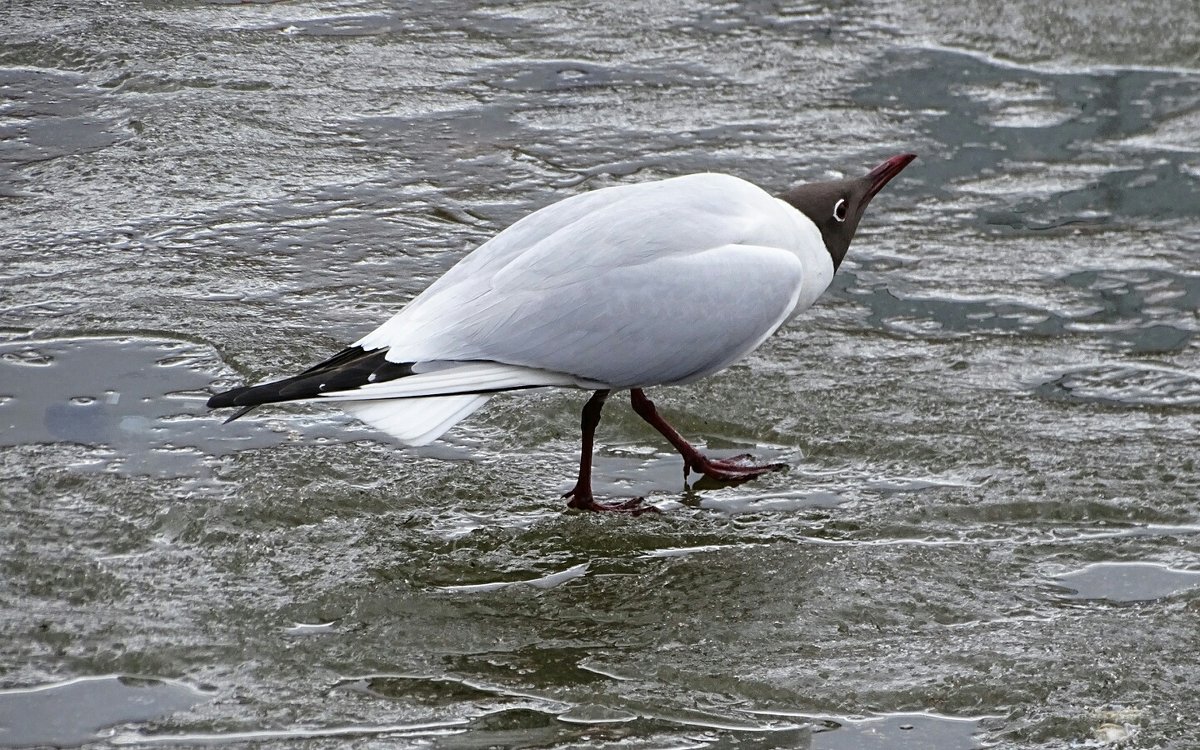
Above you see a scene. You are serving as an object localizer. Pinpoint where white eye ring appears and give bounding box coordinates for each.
[833,198,847,223]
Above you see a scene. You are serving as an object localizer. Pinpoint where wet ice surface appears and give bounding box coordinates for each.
[0,676,208,748]
[0,335,480,478]
[1052,562,1200,604]
[2,0,1200,748]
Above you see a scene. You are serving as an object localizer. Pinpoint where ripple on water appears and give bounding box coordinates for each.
[0,675,208,749]
[1110,102,1200,154]
[250,13,410,38]
[843,263,1198,353]
[861,44,1200,233]
[1035,362,1200,407]
[953,161,1114,198]
[952,79,1077,129]
[0,67,128,162]
[1058,269,1200,353]
[478,59,721,94]
[698,488,848,515]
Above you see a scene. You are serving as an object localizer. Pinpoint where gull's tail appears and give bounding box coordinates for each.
[207,346,582,446]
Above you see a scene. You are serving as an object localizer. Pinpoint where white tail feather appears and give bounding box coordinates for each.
[341,395,491,446]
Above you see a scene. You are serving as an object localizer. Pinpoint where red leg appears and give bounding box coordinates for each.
[629,388,786,483]
[563,390,647,513]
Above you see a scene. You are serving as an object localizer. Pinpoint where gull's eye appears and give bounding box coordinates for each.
[833,198,848,223]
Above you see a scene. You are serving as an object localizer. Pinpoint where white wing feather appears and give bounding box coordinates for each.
[354,173,829,388]
[324,362,598,444]
[316,362,598,401]
[340,395,490,446]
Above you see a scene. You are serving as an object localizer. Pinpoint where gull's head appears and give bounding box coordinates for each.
[780,153,916,271]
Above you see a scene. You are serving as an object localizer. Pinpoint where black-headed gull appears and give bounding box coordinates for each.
[209,154,917,511]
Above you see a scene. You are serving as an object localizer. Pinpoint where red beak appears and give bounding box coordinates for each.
[865,153,917,200]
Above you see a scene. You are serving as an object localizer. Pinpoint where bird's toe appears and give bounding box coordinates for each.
[693,455,788,483]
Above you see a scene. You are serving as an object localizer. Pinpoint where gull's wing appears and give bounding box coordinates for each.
[474,242,806,386]
[339,395,491,446]
[355,173,815,387]
[360,241,806,388]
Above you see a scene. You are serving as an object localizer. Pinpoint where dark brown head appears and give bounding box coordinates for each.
[780,153,916,271]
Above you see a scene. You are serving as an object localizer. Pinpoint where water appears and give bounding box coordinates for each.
[2,1,1198,747]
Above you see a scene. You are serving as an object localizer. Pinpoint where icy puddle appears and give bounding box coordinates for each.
[1052,562,1200,603]
[0,675,208,748]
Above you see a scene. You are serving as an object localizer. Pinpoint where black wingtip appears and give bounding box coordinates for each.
[205,346,415,422]
[222,404,257,424]
[207,388,245,409]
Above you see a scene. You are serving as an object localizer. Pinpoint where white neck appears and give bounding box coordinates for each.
[776,198,836,319]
